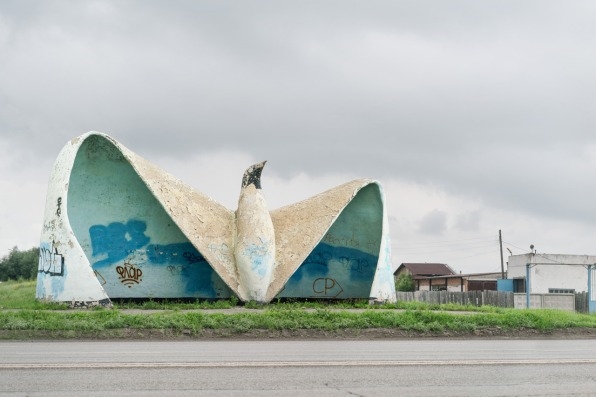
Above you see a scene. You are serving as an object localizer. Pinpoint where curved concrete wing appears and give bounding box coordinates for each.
[37,132,238,305]
[269,181,396,302]
[37,132,396,305]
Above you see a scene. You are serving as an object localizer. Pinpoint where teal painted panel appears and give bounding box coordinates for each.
[67,136,231,299]
[278,184,382,299]
[497,279,514,292]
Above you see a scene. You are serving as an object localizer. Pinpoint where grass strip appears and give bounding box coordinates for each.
[2,280,596,339]
[1,308,595,337]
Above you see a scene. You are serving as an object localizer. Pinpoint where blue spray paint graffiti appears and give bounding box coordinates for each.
[89,220,150,267]
[280,242,378,299]
[146,242,221,295]
[88,220,229,297]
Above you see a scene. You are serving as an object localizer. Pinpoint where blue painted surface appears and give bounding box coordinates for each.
[89,220,150,267]
[497,279,514,292]
[278,184,383,299]
[242,242,273,277]
[279,242,378,299]
[146,242,206,264]
[67,136,231,299]
[85,221,232,299]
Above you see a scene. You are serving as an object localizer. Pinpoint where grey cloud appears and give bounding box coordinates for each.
[455,210,482,232]
[1,1,596,229]
[419,209,447,235]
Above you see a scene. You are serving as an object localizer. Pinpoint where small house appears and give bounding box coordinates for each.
[394,263,501,292]
[394,263,456,291]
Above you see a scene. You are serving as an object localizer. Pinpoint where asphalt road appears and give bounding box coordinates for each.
[1,339,596,396]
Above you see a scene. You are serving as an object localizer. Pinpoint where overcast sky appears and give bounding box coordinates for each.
[1,1,596,274]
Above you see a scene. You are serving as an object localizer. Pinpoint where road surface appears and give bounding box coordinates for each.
[1,339,596,396]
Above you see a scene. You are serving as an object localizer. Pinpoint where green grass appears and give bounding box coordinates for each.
[1,280,596,339]
[0,280,68,310]
[2,307,595,336]
[0,281,501,312]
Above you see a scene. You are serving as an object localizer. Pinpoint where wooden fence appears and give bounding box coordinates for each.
[396,290,592,313]
[395,290,514,308]
[576,292,589,313]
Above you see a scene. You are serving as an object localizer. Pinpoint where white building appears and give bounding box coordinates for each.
[507,253,596,294]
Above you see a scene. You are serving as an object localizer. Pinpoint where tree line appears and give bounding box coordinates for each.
[0,246,39,281]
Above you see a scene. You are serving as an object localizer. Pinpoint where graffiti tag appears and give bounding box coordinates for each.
[116,262,143,287]
[55,197,62,217]
[304,250,332,266]
[183,251,203,264]
[147,242,205,264]
[338,257,369,273]
[323,232,360,249]
[312,277,343,298]
[38,242,64,277]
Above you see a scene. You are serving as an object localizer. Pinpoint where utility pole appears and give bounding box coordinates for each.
[499,230,505,279]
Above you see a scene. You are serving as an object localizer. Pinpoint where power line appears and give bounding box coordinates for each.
[501,240,532,253]
[393,236,496,247]
[393,234,505,268]
[395,242,497,255]
[435,251,497,262]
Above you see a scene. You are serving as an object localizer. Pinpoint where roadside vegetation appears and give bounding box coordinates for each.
[0,246,38,282]
[1,280,596,339]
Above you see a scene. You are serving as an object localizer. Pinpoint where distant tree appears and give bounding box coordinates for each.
[395,272,415,292]
[0,246,39,281]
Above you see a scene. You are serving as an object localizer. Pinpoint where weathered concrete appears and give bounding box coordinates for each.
[235,162,276,302]
[37,132,397,304]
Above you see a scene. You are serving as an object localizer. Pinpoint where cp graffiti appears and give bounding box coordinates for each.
[312,277,344,298]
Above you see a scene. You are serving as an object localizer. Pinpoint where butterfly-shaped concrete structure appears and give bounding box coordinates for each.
[36,132,396,305]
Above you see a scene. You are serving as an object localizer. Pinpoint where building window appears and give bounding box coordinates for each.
[548,288,575,294]
[431,285,447,291]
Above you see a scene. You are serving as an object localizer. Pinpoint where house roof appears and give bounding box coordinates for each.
[394,263,456,277]
[421,272,503,280]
